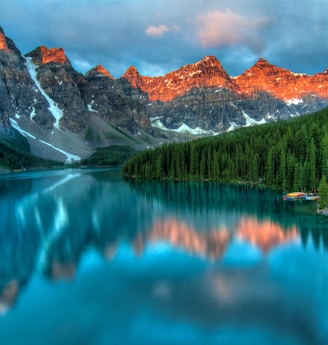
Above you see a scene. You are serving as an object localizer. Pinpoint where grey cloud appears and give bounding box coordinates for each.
[0,0,327,78]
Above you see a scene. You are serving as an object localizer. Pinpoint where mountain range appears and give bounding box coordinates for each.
[1,25,328,163]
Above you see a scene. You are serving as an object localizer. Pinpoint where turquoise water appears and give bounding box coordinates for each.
[0,168,328,345]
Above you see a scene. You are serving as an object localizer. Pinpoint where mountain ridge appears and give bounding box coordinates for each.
[121,55,328,103]
[1,25,328,168]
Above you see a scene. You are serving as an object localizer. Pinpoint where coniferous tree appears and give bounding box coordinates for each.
[318,175,328,210]
[121,107,328,191]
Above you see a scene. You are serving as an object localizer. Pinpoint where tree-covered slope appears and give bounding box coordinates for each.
[0,133,63,171]
[122,107,328,191]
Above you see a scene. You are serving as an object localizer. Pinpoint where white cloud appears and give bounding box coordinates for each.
[145,24,180,37]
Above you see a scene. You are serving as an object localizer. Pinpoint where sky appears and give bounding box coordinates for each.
[0,0,327,78]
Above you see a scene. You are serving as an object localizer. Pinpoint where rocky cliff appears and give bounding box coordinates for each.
[0,27,156,162]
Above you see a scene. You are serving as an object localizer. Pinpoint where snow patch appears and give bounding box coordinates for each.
[292,72,308,77]
[25,57,64,129]
[188,70,202,78]
[15,113,20,119]
[286,98,303,106]
[10,118,36,139]
[30,107,36,120]
[39,140,81,163]
[242,111,267,127]
[227,122,238,132]
[87,100,98,112]
[54,76,63,85]
[9,118,80,163]
[150,117,217,135]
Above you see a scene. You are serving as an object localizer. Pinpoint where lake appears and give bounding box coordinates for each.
[0,168,328,345]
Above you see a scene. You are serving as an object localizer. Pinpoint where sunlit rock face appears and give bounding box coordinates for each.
[86,65,114,79]
[123,56,237,102]
[235,58,328,100]
[0,26,9,51]
[122,55,328,133]
[123,56,328,103]
[28,46,70,66]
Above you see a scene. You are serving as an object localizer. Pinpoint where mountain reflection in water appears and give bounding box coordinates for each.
[0,169,328,345]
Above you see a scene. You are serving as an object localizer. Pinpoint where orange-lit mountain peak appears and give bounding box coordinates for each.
[0,27,9,51]
[38,46,69,65]
[123,56,237,102]
[194,55,222,68]
[26,46,71,67]
[173,55,229,80]
[87,65,114,79]
[253,57,270,66]
[123,65,140,78]
[236,218,298,253]
[122,65,142,88]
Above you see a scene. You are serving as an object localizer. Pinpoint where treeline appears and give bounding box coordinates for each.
[81,145,136,167]
[122,107,328,191]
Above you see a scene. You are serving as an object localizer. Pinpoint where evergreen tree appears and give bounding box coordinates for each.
[318,175,328,210]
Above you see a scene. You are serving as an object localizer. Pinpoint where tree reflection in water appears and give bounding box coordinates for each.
[0,169,328,316]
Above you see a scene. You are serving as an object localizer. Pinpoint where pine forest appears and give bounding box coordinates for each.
[122,107,328,193]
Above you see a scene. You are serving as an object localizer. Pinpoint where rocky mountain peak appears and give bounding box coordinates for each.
[254,57,270,66]
[176,55,229,79]
[195,55,223,69]
[26,46,70,66]
[0,26,9,51]
[86,65,114,79]
[122,66,142,88]
[122,56,237,102]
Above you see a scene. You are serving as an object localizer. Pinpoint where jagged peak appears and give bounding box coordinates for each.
[197,55,221,67]
[40,46,69,65]
[86,65,114,79]
[26,46,70,66]
[123,65,140,77]
[255,57,270,65]
[249,57,274,71]
[178,55,225,74]
[0,26,9,51]
[122,66,142,88]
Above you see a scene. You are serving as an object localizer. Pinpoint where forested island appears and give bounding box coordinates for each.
[122,107,328,196]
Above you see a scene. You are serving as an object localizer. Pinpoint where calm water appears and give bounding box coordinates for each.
[0,168,328,345]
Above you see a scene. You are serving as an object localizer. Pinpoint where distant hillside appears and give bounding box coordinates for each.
[122,107,328,192]
[0,132,64,171]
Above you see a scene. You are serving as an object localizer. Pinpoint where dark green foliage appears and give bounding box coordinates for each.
[122,107,328,191]
[0,138,63,170]
[81,145,137,166]
[318,175,328,209]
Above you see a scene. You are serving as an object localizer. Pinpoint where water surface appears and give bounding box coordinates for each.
[0,168,328,345]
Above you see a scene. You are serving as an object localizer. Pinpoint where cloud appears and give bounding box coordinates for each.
[146,24,170,37]
[145,24,180,37]
[196,9,274,53]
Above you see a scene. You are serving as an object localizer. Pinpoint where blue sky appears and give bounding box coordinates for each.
[1,0,327,78]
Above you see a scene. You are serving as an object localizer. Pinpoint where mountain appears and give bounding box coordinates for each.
[123,56,328,134]
[0,26,159,165]
[1,25,328,166]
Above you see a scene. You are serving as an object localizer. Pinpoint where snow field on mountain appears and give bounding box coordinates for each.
[25,57,64,129]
